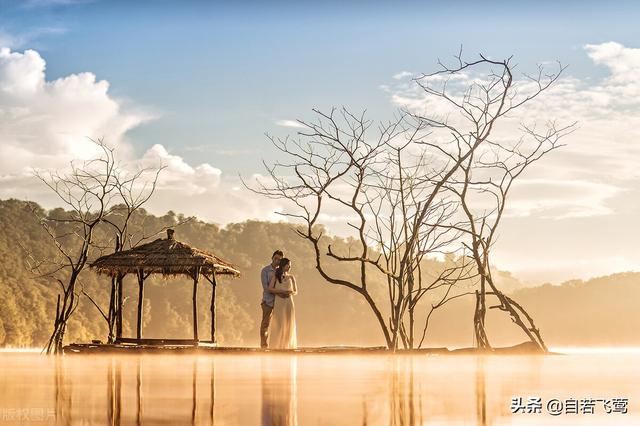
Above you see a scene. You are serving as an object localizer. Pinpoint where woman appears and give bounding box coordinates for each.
[267,258,298,350]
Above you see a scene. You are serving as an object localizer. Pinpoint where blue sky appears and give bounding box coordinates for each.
[2,0,640,283]
[2,0,637,170]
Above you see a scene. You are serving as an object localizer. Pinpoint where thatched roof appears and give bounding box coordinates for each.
[90,229,240,277]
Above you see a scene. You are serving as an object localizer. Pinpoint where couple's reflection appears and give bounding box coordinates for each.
[261,355,298,426]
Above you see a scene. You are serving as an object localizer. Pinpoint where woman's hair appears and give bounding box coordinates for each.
[275,257,290,283]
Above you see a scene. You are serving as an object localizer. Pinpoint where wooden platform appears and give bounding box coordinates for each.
[114,337,217,346]
[62,341,560,355]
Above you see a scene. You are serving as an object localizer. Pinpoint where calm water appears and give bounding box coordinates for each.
[0,349,638,425]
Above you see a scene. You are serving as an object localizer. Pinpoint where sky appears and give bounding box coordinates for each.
[1,0,640,284]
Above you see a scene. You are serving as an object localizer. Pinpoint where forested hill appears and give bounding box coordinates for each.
[0,198,638,349]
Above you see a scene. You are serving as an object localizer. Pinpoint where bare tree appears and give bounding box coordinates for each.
[80,163,166,343]
[249,50,573,351]
[412,50,576,351]
[246,109,476,349]
[361,139,477,348]
[27,139,119,354]
[440,121,575,350]
[23,137,173,352]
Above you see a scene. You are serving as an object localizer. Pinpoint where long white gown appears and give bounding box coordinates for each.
[268,275,297,350]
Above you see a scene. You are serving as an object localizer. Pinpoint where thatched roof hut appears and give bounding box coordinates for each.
[89,228,240,346]
[91,228,240,277]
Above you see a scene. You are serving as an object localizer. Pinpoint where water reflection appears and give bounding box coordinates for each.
[94,355,302,425]
[101,357,205,425]
[475,356,486,426]
[388,357,422,425]
[3,351,632,424]
[54,356,73,425]
[209,357,216,422]
[191,357,197,424]
[261,356,298,426]
[105,358,122,426]
[136,358,143,425]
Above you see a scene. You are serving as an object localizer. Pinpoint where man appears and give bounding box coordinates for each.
[260,250,290,348]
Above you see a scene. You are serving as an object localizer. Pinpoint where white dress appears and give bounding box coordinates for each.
[268,275,297,349]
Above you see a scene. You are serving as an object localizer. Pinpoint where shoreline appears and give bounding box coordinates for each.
[59,340,562,355]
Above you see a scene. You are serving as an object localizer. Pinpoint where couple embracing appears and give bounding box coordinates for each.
[260,250,298,349]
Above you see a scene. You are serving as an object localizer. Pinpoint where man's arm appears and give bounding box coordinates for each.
[262,267,286,297]
[266,272,292,296]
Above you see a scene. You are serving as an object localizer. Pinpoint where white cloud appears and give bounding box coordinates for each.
[4,41,640,251]
[0,47,146,175]
[585,42,640,87]
[504,179,623,219]
[275,119,305,129]
[22,0,93,8]
[392,71,413,80]
[141,144,222,192]
[0,30,17,48]
[385,42,640,220]
[181,145,259,157]
[0,47,281,225]
[0,27,66,49]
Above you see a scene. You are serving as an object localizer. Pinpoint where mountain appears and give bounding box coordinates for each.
[0,198,637,349]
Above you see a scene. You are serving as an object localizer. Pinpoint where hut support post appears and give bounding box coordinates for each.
[193,267,200,341]
[210,272,217,343]
[137,269,145,340]
[109,235,121,343]
[116,273,123,339]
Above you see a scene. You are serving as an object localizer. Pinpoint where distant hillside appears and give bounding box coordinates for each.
[509,273,640,346]
[418,272,640,348]
[0,198,637,349]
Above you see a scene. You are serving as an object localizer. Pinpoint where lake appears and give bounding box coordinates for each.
[0,348,638,425]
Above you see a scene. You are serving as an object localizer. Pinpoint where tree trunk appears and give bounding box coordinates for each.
[107,235,121,344]
[474,290,491,349]
[107,275,117,344]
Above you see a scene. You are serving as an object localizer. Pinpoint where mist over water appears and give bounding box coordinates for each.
[0,351,637,425]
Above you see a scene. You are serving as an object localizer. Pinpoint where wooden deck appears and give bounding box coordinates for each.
[62,341,559,355]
